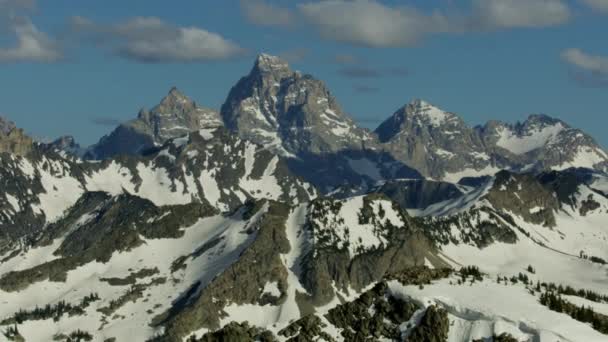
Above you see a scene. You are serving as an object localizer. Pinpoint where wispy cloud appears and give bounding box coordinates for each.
[0,0,62,63]
[581,0,608,13]
[298,0,450,48]
[0,16,61,62]
[298,0,571,48]
[240,0,295,28]
[70,16,245,63]
[469,0,570,29]
[561,48,608,87]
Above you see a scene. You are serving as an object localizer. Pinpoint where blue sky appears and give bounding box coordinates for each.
[1,0,607,146]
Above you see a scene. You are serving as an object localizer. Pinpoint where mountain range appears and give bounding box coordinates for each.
[1,54,608,342]
[77,54,608,189]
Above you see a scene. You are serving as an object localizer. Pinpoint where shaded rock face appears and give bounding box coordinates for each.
[43,135,84,157]
[0,117,33,156]
[221,54,377,157]
[86,88,222,159]
[373,179,465,210]
[194,322,276,342]
[406,305,449,342]
[485,170,560,227]
[157,201,292,339]
[299,195,449,307]
[277,269,452,342]
[377,100,490,180]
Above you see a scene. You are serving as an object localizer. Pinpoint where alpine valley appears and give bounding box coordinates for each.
[2,54,608,342]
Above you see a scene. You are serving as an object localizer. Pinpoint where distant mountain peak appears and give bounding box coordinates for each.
[159,86,194,108]
[86,87,222,160]
[406,99,455,125]
[523,113,564,127]
[252,53,293,80]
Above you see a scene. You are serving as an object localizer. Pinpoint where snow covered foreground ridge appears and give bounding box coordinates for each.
[1,162,608,341]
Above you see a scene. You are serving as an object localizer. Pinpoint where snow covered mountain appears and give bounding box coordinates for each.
[377,100,608,182]
[479,114,608,173]
[0,126,314,256]
[2,56,608,341]
[220,54,421,192]
[377,99,493,182]
[86,87,223,160]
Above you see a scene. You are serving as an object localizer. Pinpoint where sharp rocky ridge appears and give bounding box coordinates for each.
[76,54,608,188]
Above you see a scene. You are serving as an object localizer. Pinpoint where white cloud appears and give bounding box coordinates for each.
[298,0,571,48]
[240,0,295,27]
[71,16,245,63]
[562,48,608,74]
[561,48,608,87]
[0,16,61,62]
[470,0,570,29]
[581,0,608,13]
[298,0,450,48]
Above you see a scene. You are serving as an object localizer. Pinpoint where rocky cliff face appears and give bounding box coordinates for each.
[376,99,491,181]
[86,88,222,159]
[377,101,608,182]
[221,54,377,157]
[43,135,84,157]
[0,117,33,156]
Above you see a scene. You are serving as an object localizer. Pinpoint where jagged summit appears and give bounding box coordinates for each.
[221,54,375,157]
[375,99,463,143]
[157,87,197,110]
[253,53,291,75]
[0,116,34,156]
[86,87,222,160]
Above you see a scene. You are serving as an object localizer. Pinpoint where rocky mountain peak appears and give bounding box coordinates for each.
[222,54,376,158]
[406,99,459,127]
[0,117,34,156]
[157,86,196,111]
[86,87,222,160]
[521,113,565,130]
[253,53,292,77]
[376,99,464,143]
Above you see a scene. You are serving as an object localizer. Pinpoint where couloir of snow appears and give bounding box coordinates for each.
[496,123,565,155]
